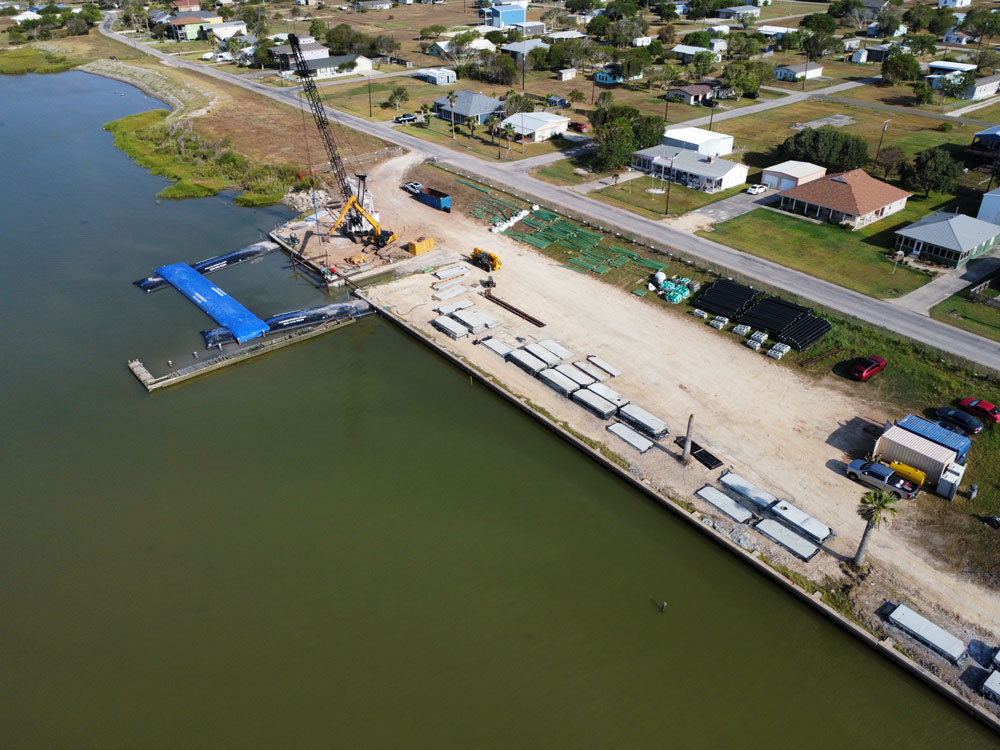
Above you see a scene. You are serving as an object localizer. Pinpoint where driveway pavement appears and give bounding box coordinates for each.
[889,253,1000,315]
[687,189,779,223]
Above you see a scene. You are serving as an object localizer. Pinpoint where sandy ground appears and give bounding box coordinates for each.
[362,155,1000,650]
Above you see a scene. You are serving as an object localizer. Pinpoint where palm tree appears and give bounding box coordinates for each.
[853,489,900,568]
[484,113,501,144]
[420,103,431,127]
[501,123,516,156]
[467,118,478,140]
[661,65,682,122]
[446,89,457,138]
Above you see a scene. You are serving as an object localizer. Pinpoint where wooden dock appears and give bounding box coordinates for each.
[127,316,356,393]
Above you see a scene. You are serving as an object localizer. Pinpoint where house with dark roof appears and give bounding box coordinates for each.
[667,83,714,105]
[283,55,373,80]
[433,90,504,125]
[894,212,1000,267]
[777,169,911,230]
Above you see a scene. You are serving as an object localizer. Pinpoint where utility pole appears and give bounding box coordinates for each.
[708,102,715,131]
[368,76,373,118]
[664,157,674,216]
[873,118,891,170]
[682,414,694,465]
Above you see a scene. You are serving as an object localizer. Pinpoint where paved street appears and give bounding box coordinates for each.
[100,17,1000,371]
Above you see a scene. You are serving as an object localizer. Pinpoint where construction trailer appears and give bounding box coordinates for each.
[896,414,970,464]
[874,425,962,497]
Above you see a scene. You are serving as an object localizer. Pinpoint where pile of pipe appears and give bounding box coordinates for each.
[490,209,532,233]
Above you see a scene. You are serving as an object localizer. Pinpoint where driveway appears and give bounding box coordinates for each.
[889,252,1000,315]
[687,189,779,224]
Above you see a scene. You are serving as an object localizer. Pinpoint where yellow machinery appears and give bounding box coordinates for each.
[470,248,501,271]
[889,461,926,488]
[345,252,370,266]
[329,194,397,248]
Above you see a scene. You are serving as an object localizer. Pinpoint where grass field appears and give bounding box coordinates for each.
[592,180,749,219]
[403,114,571,161]
[836,80,973,112]
[931,282,1000,343]
[0,47,80,75]
[698,206,935,298]
[533,152,617,186]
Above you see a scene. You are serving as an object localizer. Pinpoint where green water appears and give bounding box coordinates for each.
[0,72,996,748]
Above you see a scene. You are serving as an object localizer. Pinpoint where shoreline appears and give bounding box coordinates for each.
[363,295,1000,737]
[78,60,181,114]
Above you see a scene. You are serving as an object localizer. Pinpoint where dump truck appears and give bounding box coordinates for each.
[417,187,452,212]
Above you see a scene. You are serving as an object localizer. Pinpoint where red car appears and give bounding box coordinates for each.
[569,121,590,133]
[853,356,887,381]
[959,397,1000,424]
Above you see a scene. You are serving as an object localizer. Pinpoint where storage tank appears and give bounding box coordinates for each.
[874,426,958,486]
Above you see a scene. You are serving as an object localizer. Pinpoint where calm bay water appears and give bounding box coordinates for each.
[0,72,996,748]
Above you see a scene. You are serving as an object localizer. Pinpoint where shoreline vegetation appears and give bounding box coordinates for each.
[0,46,79,74]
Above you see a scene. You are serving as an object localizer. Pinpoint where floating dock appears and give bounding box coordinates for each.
[156,263,269,343]
[754,519,818,561]
[134,241,276,292]
[695,485,753,524]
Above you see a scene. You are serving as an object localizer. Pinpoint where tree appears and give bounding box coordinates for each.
[309,19,326,41]
[388,86,409,111]
[420,103,432,127]
[660,65,683,120]
[903,3,933,32]
[691,50,716,80]
[881,51,922,84]
[961,6,1000,52]
[828,0,863,18]
[912,81,935,105]
[658,24,676,45]
[928,8,955,37]
[484,113,501,143]
[976,48,1000,75]
[587,15,610,39]
[527,45,550,72]
[900,147,962,197]
[253,39,274,68]
[594,116,637,170]
[566,0,595,11]
[648,39,664,59]
[853,489,899,568]
[657,2,679,21]
[904,33,937,59]
[878,145,905,179]
[501,123,516,152]
[876,7,903,37]
[723,60,759,99]
[803,32,840,63]
[420,24,447,40]
[238,5,267,37]
[780,125,869,171]
[633,114,667,149]
[728,34,761,61]
[484,29,506,45]
[683,30,712,49]
[446,89,457,138]
[800,13,837,35]
[568,88,585,104]
[503,91,535,116]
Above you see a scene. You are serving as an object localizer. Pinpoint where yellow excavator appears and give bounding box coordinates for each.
[470,248,501,271]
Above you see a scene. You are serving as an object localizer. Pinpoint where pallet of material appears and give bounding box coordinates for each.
[432,315,469,340]
[695,485,753,523]
[506,348,547,375]
[437,299,474,315]
[608,422,654,453]
[720,472,777,512]
[433,285,467,302]
[754,519,818,561]
[587,355,622,377]
[537,339,573,360]
[451,309,487,334]
[539,368,580,397]
[887,604,966,663]
[770,500,831,544]
[433,266,466,281]
[480,336,512,359]
[587,382,628,408]
[574,361,608,381]
[556,363,595,387]
[523,343,561,367]
[618,403,668,439]
[571,388,617,419]
[432,278,465,292]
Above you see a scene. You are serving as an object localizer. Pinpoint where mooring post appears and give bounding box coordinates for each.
[682,414,694,465]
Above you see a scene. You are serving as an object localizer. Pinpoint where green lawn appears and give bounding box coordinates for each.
[533,152,617,186]
[591,180,749,219]
[0,47,79,74]
[404,115,569,161]
[698,207,934,298]
[930,285,1000,343]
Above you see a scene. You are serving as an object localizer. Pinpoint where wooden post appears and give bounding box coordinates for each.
[682,414,694,465]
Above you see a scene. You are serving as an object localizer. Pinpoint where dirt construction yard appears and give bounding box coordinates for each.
[362,154,1000,650]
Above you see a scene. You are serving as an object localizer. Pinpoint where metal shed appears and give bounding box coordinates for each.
[538,368,579,397]
[571,389,617,419]
[888,604,966,663]
[984,670,1000,703]
[720,472,778,512]
[618,404,668,439]
[555,363,595,386]
[480,336,512,359]
[897,414,970,465]
[451,309,487,334]
[587,355,621,377]
[574,360,608,381]
[537,339,573,360]
[695,485,753,523]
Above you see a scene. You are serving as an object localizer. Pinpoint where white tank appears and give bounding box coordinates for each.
[653,271,667,285]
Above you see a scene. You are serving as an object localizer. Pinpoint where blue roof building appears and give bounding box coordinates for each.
[487,3,526,28]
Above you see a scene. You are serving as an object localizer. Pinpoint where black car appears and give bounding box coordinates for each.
[936,406,983,435]
[935,420,969,437]
[701,99,720,108]
[745,90,760,99]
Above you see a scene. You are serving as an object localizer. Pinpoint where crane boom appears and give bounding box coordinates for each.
[288,34,395,248]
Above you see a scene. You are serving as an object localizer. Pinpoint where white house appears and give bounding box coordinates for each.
[709,25,730,35]
[925,60,977,89]
[938,0,970,7]
[868,21,907,37]
[205,21,248,42]
[547,30,587,40]
[12,10,40,21]
[758,25,795,40]
[557,67,577,81]
[761,160,826,191]
[775,63,823,81]
[671,44,722,64]
[662,126,734,157]
[499,39,549,62]
[283,54,373,80]
[500,112,570,142]
[415,67,457,85]
[962,73,1000,101]
[709,37,728,54]
[631,145,749,193]
[943,27,977,45]
[716,5,761,19]
[427,38,496,57]
[977,187,1000,225]
[269,42,329,65]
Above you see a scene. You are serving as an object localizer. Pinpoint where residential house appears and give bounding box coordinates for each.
[943,27,977,45]
[486,3,526,28]
[709,37,728,55]
[716,5,761,19]
[663,126,733,156]
[547,95,569,108]
[939,0,971,8]
[415,67,457,85]
[868,21,907,37]
[214,0,234,7]
[170,0,199,11]
[775,62,823,81]
[977,187,1000,225]
[709,25,730,35]
[667,83,714,105]
[206,21,248,44]
[269,42,330,68]
[961,73,1000,101]
[631,145,749,192]
[757,25,794,40]
[671,44,722,64]
[223,33,257,51]
[761,160,826,191]
[511,20,545,36]
[850,42,907,64]
[500,39,549,62]
[894,212,1000,267]
[11,10,40,21]
[355,0,392,10]
[284,55,374,80]
[861,0,889,18]
[557,68,577,81]
[547,30,587,40]
[268,34,316,44]
[595,61,644,84]
[778,169,911,229]
[966,125,1000,167]
[433,90,504,125]
[925,60,977,89]
[150,10,172,25]
[841,37,861,51]
[428,38,496,57]
[672,2,690,13]
[500,112,570,141]
[632,36,652,47]
[167,12,224,42]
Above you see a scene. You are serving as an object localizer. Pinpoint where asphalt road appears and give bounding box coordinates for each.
[100,17,1000,371]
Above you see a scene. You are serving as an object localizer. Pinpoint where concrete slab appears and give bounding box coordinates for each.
[889,253,1000,315]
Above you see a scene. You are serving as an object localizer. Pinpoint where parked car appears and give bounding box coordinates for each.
[852,356,887,381]
[701,99,720,108]
[393,113,418,124]
[935,420,969,437]
[846,460,919,500]
[569,121,590,133]
[985,515,1000,530]
[746,184,766,195]
[936,406,983,435]
[959,397,1000,424]
[746,89,760,99]
[402,182,424,194]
